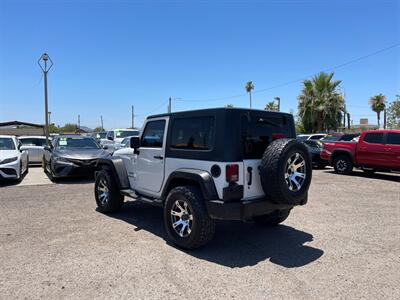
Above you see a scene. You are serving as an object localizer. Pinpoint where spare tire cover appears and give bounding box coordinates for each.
[259,138,312,205]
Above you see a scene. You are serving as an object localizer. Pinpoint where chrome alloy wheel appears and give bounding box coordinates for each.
[285,153,306,192]
[170,200,193,238]
[97,178,109,206]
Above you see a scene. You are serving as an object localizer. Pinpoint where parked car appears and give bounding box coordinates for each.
[43,135,110,180]
[0,135,29,180]
[18,136,48,165]
[303,140,328,168]
[101,129,140,152]
[321,133,359,142]
[112,136,137,158]
[91,131,107,143]
[321,129,400,175]
[93,108,312,249]
[297,133,327,141]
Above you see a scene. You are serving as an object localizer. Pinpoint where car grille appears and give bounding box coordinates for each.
[68,158,97,166]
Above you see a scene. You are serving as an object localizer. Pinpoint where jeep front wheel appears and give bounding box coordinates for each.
[95,169,124,213]
[164,186,215,249]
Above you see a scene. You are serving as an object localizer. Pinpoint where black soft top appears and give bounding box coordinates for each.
[149,107,296,162]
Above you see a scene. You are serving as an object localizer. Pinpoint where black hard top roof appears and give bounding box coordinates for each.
[147,107,291,119]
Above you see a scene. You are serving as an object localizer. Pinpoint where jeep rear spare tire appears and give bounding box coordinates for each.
[260,138,312,206]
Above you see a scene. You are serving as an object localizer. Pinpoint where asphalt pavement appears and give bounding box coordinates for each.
[0,168,399,299]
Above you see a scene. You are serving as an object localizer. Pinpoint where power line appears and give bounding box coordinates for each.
[178,42,400,103]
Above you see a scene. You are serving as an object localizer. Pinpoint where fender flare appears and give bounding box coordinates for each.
[331,149,355,164]
[95,157,130,189]
[161,169,219,201]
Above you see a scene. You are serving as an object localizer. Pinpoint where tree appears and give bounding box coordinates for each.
[298,72,344,133]
[265,101,279,111]
[387,95,400,129]
[369,93,386,128]
[225,104,234,108]
[93,126,105,132]
[48,123,59,134]
[245,81,254,108]
[60,123,78,133]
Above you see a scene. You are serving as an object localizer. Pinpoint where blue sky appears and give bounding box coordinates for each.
[1,0,399,130]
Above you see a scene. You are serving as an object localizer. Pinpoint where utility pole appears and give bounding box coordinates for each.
[101,116,104,131]
[168,97,172,113]
[274,97,281,112]
[37,53,53,146]
[48,111,51,125]
[132,105,135,129]
[347,113,351,130]
[78,115,80,129]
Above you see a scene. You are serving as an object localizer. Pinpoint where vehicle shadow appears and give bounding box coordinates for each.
[104,201,324,268]
[43,171,95,184]
[0,169,29,187]
[323,169,400,182]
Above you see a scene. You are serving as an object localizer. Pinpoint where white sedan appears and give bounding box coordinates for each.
[0,135,29,180]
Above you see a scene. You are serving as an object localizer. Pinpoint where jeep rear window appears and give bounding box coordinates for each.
[241,113,292,159]
[170,117,214,150]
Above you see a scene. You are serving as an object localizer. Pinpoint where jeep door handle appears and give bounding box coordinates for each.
[247,166,253,185]
[153,155,164,160]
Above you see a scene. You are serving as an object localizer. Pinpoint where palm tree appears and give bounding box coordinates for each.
[298,72,344,133]
[265,101,278,111]
[369,94,386,128]
[245,81,254,108]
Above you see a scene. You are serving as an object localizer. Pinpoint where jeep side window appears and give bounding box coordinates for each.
[363,133,384,144]
[170,117,214,150]
[141,120,166,148]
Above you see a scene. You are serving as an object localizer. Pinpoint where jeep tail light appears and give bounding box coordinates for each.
[272,133,284,140]
[226,164,239,183]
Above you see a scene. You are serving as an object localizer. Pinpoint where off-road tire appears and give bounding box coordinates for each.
[333,155,353,175]
[253,209,291,226]
[95,169,124,213]
[260,139,312,206]
[164,186,215,250]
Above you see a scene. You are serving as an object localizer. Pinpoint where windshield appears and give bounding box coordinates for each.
[0,138,16,150]
[115,130,139,138]
[95,132,107,139]
[56,137,100,150]
[321,135,340,142]
[304,140,322,148]
[296,135,310,141]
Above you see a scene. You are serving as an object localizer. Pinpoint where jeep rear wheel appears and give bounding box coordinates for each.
[164,186,215,250]
[260,139,312,206]
[95,169,124,213]
[333,155,353,175]
[253,209,291,226]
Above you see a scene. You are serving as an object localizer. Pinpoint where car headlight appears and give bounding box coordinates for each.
[1,157,18,164]
[55,157,70,163]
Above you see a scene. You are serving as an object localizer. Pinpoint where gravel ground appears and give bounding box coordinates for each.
[0,169,399,299]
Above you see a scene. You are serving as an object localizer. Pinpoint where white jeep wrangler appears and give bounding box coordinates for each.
[94,108,312,249]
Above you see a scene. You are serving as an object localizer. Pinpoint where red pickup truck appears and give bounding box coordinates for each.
[321,130,400,175]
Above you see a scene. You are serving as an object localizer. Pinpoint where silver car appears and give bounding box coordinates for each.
[18,136,48,165]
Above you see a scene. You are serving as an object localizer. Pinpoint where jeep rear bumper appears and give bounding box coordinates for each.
[206,198,295,221]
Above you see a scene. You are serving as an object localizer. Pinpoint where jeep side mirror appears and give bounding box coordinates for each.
[130,136,140,149]
[107,136,114,141]
[44,145,52,152]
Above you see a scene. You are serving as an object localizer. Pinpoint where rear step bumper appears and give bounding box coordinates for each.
[206,199,294,221]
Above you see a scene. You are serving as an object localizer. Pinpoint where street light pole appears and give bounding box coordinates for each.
[38,53,53,146]
[168,97,172,113]
[274,97,281,112]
